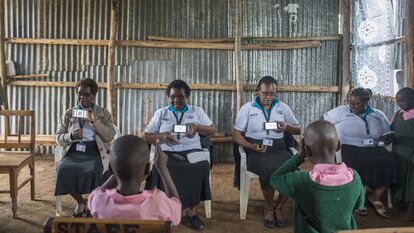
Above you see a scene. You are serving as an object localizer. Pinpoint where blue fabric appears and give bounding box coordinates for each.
[252,96,279,114]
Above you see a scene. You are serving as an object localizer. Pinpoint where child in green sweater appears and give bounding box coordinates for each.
[270,120,365,233]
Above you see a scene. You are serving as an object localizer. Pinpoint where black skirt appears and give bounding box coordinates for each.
[245,137,293,190]
[341,144,400,188]
[55,141,105,196]
[146,150,211,209]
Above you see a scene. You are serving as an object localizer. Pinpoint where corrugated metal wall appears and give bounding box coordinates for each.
[4,0,340,161]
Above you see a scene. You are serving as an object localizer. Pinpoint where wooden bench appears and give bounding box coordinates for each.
[44,217,172,233]
[337,227,414,233]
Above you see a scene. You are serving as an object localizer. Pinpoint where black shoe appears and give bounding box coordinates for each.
[263,219,277,228]
[188,214,205,231]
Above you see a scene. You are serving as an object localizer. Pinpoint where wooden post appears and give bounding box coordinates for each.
[340,0,351,104]
[406,0,414,88]
[145,97,151,127]
[234,0,243,112]
[107,0,118,124]
[0,0,8,110]
[0,0,10,139]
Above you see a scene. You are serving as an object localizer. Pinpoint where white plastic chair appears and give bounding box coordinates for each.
[239,146,297,220]
[149,145,212,219]
[55,124,122,215]
[335,142,393,208]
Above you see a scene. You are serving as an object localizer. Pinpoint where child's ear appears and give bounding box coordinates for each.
[144,163,150,176]
[336,141,341,152]
[305,145,312,157]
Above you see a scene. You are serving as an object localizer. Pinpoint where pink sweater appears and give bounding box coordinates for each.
[88,187,182,226]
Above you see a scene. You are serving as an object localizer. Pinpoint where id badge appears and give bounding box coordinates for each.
[76,142,86,152]
[362,138,374,145]
[262,138,273,147]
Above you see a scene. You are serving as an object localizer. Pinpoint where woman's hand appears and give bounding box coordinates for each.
[87,108,97,123]
[251,143,267,153]
[186,124,198,138]
[155,140,168,170]
[160,133,179,145]
[378,132,394,145]
[71,128,83,140]
[276,121,287,132]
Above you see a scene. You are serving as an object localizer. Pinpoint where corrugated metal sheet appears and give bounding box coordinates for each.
[4,0,342,161]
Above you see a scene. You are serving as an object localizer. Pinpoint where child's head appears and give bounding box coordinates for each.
[110,135,150,183]
[303,120,340,163]
[396,87,414,111]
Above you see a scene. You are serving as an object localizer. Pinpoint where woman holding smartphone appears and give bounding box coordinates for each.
[233,76,301,228]
[55,78,115,217]
[144,79,217,231]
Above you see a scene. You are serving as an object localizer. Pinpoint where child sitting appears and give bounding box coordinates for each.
[270,120,365,233]
[88,135,181,226]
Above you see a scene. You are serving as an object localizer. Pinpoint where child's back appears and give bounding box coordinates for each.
[88,135,182,225]
[270,120,365,233]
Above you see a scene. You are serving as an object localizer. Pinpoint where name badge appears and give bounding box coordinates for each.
[262,139,273,146]
[76,142,86,152]
[362,138,374,145]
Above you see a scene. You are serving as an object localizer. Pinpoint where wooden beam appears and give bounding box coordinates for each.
[7,80,341,93]
[406,0,414,88]
[0,0,8,110]
[5,38,109,46]
[341,0,351,104]
[107,0,118,124]
[242,41,321,50]
[7,74,48,79]
[234,0,243,112]
[147,35,233,43]
[6,38,325,50]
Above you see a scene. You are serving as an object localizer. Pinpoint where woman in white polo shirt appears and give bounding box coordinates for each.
[144,80,217,231]
[323,87,399,218]
[233,76,301,228]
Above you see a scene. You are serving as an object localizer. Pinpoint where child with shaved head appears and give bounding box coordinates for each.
[270,120,365,233]
[87,135,181,225]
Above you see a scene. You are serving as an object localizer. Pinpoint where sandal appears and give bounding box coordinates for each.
[355,207,368,216]
[368,199,389,219]
[72,202,87,218]
[274,208,286,227]
[263,208,276,228]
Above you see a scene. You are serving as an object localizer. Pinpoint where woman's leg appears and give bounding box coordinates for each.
[405,202,414,221]
[369,185,387,201]
[274,193,288,227]
[70,193,86,214]
[262,189,275,221]
[186,204,205,230]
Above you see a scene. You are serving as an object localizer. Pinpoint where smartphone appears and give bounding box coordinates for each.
[72,109,89,118]
[173,124,187,133]
[264,122,278,130]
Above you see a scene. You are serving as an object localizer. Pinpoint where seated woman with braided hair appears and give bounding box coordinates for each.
[323,87,400,218]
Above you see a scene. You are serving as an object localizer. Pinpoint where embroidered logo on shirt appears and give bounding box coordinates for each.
[249,113,258,118]
[186,115,195,119]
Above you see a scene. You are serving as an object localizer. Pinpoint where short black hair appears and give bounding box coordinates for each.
[396,87,414,100]
[167,80,191,97]
[76,78,98,96]
[256,76,278,91]
[349,87,372,102]
[110,135,149,181]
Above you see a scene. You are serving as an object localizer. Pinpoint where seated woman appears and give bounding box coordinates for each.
[389,87,414,220]
[144,80,217,231]
[55,78,115,217]
[233,76,301,228]
[323,87,399,218]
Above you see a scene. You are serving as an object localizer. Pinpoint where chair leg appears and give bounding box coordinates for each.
[387,188,393,209]
[29,158,35,200]
[10,168,18,218]
[240,171,250,220]
[56,196,62,215]
[204,200,211,219]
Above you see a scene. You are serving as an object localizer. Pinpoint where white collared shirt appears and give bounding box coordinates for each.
[145,105,213,152]
[234,101,300,140]
[323,105,391,147]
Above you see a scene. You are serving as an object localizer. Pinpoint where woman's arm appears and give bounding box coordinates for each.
[55,111,74,147]
[92,109,116,143]
[144,132,178,145]
[232,129,256,151]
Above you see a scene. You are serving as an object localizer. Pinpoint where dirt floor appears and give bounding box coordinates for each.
[0,156,413,233]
